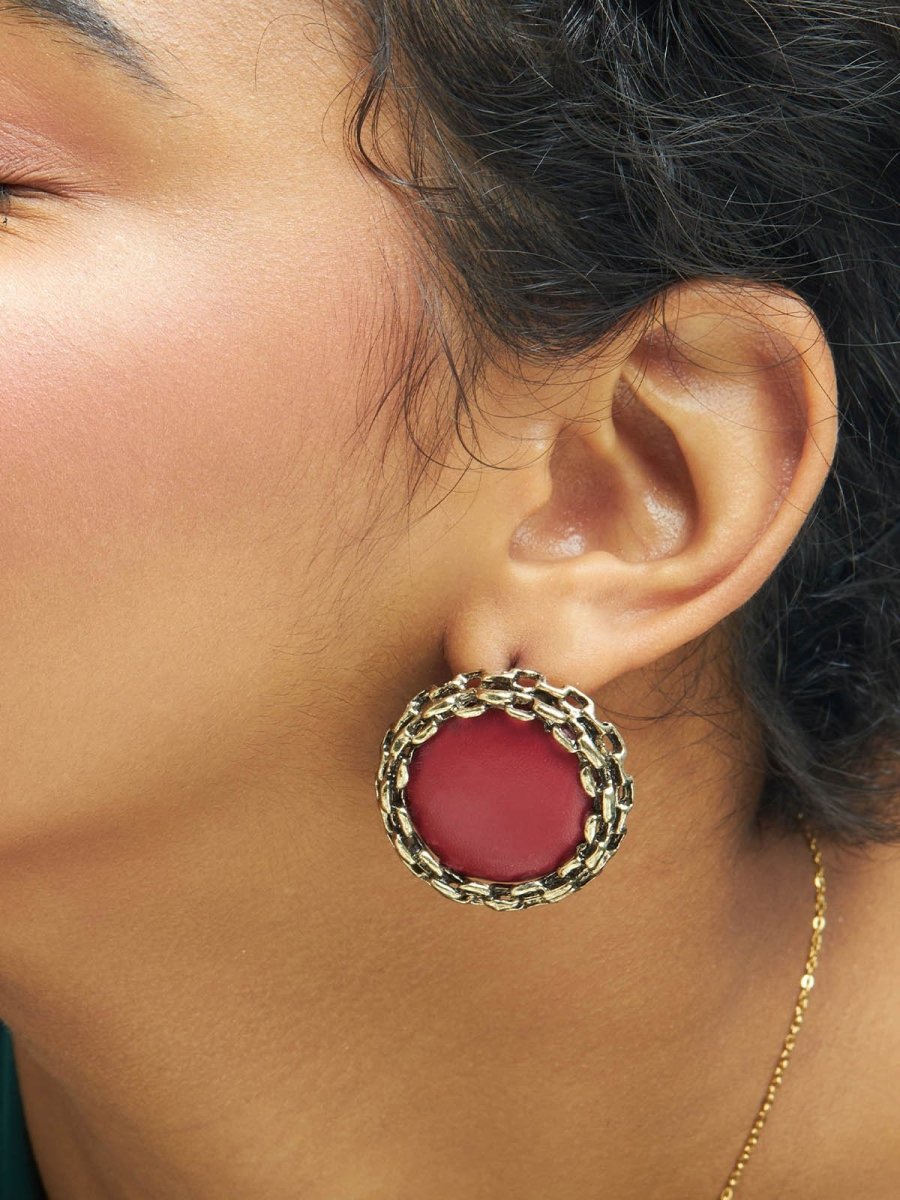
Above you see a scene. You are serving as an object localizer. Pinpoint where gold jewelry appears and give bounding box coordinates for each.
[376,668,634,909]
[718,822,827,1197]
[376,667,826,1193]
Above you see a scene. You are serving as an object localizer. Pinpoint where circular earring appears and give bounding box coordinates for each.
[376,667,634,910]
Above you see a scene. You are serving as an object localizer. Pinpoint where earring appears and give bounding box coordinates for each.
[376,667,634,910]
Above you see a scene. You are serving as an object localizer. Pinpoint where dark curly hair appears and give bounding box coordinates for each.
[337,0,900,845]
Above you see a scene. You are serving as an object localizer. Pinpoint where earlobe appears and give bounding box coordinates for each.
[443,282,838,691]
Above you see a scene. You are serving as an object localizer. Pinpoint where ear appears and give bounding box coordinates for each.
[441,281,838,691]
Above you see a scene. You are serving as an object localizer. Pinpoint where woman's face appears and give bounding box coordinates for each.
[2,9,864,1195]
[0,0,466,848]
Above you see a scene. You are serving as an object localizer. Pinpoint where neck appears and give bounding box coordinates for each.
[0,691,895,1199]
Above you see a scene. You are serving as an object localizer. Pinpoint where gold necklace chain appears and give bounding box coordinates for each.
[718,821,827,1198]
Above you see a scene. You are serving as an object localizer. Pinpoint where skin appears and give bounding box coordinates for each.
[0,2,897,1197]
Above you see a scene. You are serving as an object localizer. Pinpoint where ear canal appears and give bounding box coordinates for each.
[510,377,696,564]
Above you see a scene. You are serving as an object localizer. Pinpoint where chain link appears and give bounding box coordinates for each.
[718,822,827,1197]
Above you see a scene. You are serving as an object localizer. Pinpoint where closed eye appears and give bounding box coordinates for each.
[0,182,54,226]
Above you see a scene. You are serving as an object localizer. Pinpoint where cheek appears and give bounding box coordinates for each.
[0,211,369,572]
[0,199,404,836]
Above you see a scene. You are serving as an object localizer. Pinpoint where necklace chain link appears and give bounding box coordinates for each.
[718,821,827,1197]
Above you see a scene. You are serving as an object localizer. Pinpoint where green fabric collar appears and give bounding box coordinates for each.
[0,1022,49,1200]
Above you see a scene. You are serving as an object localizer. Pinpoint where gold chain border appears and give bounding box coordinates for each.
[376,668,634,911]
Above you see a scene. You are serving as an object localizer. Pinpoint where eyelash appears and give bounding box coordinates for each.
[0,184,13,223]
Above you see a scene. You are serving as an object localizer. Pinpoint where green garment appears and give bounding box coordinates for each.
[0,1023,48,1200]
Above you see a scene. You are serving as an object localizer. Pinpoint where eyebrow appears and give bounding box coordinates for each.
[1,0,175,97]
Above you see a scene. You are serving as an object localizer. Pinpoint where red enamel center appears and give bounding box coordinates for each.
[404,707,591,883]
